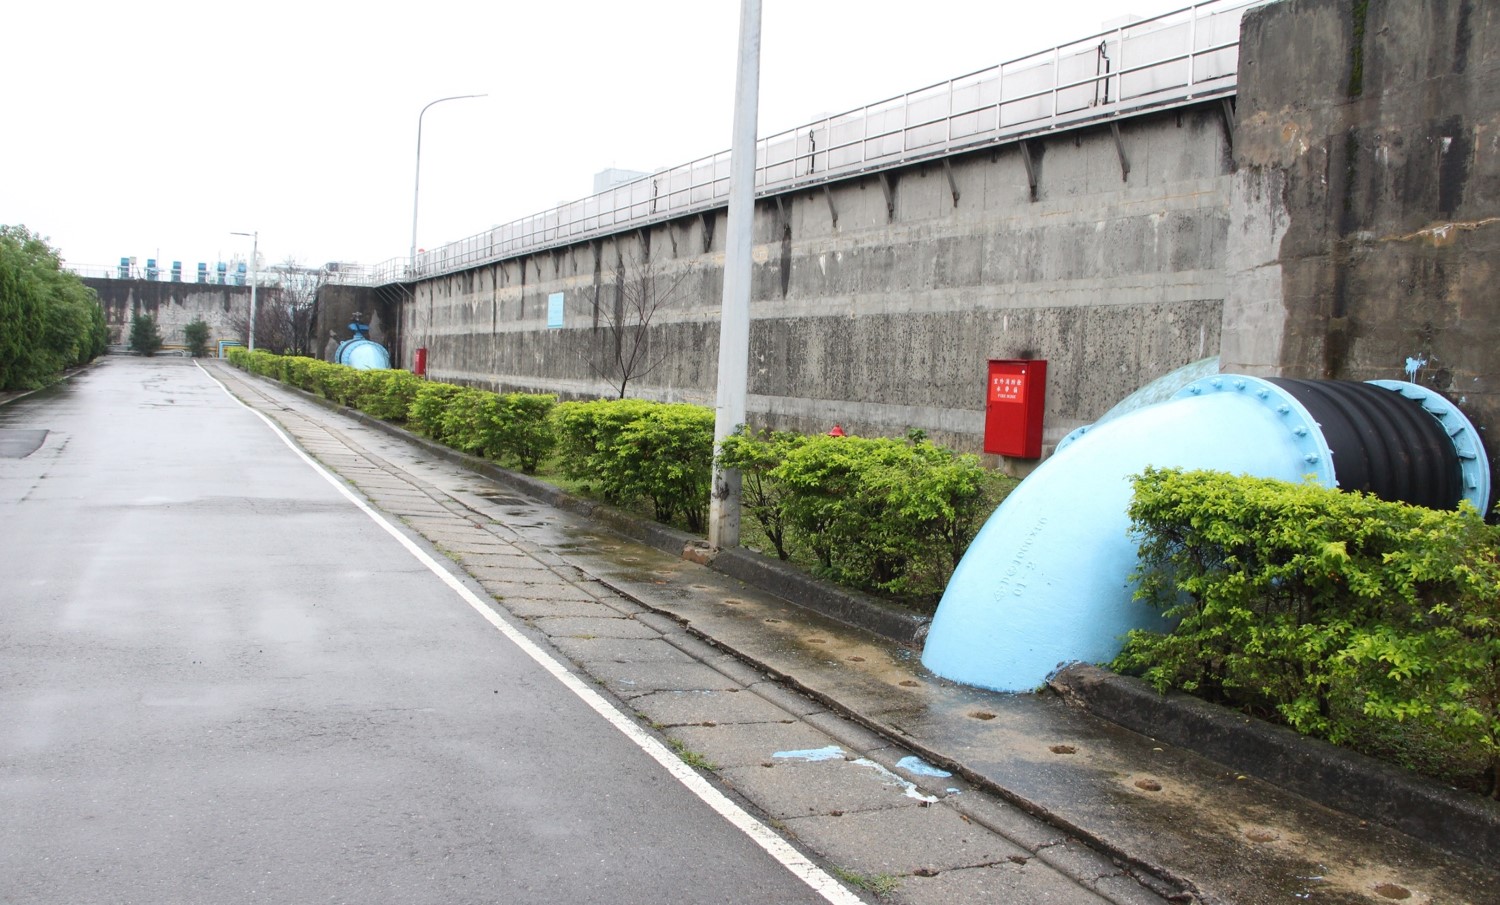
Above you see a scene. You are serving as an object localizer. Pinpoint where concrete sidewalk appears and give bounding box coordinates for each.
[207,361,1494,905]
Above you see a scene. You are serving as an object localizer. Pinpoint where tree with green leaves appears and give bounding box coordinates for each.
[129,314,164,357]
[0,225,108,389]
[183,319,211,358]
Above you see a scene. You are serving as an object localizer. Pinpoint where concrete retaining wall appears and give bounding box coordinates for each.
[407,103,1232,462]
[85,278,257,352]
[1224,0,1500,510]
[400,0,1499,500]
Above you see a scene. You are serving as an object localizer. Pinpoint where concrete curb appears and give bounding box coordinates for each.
[1048,664,1500,864]
[710,548,930,644]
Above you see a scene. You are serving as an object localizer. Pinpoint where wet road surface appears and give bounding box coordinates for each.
[0,358,843,904]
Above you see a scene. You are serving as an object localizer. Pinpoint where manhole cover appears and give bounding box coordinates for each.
[0,429,47,459]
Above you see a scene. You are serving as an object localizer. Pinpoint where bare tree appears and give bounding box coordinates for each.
[228,258,325,356]
[587,254,687,399]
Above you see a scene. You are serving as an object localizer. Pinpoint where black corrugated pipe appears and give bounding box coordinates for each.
[1267,379,1463,510]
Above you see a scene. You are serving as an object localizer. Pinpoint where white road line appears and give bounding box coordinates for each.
[202,365,864,905]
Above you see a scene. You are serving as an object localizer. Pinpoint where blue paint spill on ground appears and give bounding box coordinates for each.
[773,745,846,762]
[896,755,952,778]
[855,758,940,803]
[769,747,943,802]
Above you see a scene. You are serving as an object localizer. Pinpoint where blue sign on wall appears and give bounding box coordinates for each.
[547,292,565,328]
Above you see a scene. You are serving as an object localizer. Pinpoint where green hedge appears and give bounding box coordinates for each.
[227,350,557,475]
[436,386,557,474]
[719,429,1014,606]
[554,399,714,531]
[228,350,1016,613]
[1116,467,1500,796]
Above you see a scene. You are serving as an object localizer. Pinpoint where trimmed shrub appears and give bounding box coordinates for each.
[431,387,559,473]
[718,429,1011,605]
[1116,467,1500,796]
[356,369,424,422]
[492,392,558,474]
[554,399,714,530]
[407,382,466,439]
[183,320,210,358]
[717,429,811,560]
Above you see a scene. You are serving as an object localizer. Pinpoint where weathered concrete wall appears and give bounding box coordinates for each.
[1224,0,1500,511]
[313,284,401,363]
[409,103,1232,460]
[84,278,257,351]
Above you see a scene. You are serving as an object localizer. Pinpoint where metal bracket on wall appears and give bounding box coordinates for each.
[1110,122,1130,182]
[1220,98,1236,151]
[636,229,650,261]
[1020,140,1039,202]
[943,158,961,206]
[823,184,838,228]
[878,172,895,220]
[774,195,791,234]
[697,212,715,253]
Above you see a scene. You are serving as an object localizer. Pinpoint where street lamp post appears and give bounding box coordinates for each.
[231,230,258,351]
[708,0,762,550]
[410,94,487,278]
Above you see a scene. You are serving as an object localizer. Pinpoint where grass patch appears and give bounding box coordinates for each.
[666,737,716,771]
[830,866,901,896]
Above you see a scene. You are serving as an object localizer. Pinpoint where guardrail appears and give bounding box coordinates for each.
[68,264,313,289]
[396,0,1260,285]
[80,0,1264,290]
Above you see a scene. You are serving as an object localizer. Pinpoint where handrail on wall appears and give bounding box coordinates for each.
[344,0,1266,287]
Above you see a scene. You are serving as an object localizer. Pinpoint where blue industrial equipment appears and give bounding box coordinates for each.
[171,261,182,282]
[118,257,130,279]
[215,262,227,285]
[235,262,247,286]
[145,258,158,281]
[197,263,208,283]
[921,376,1491,693]
[333,316,390,370]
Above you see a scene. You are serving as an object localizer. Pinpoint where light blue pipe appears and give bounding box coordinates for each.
[921,375,1489,693]
[335,337,391,370]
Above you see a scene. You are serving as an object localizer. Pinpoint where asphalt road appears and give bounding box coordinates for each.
[0,358,838,905]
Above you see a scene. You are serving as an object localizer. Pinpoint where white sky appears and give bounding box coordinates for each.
[3,0,1186,273]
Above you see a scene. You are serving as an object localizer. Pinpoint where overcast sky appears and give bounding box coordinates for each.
[4,0,1192,274]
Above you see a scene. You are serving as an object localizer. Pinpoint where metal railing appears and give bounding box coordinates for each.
[386,0,1262,285]
[83,0,1262,290]
[67,264,315,289]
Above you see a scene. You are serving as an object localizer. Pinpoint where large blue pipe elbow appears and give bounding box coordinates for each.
[335,338,391,370]
[921,376,1489,693]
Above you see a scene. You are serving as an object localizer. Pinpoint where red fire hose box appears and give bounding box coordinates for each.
[984,359,1046,458]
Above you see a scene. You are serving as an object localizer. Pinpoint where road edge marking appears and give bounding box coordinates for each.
[200,363,863,905]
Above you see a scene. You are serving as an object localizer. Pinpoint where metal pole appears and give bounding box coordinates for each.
[231,231,258,351]
[249,231,258,351]
[410,94,487,278]
[708,0,762,550]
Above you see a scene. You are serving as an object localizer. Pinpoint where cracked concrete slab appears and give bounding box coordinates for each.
[717,757,938,821]
[632,688,801,727]
[530,615,663,641]
[782,803,1030,876]
[667,721,839,770]
[899,862,1111,905]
